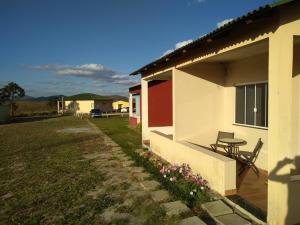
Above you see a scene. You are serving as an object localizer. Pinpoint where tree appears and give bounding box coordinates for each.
[48,96,60,110]
[0,89,9,105]
[0,82,25,117]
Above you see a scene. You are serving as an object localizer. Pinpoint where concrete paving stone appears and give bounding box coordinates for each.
[134,172,151,181]
[180,216,206,225]
[127,190,149,198]
[103,178,125,187]
[140,180,160,191]
[202,200,233,217]
[107,143,119,147]
[101,208,132,224]
[121,199,134,207]
[161,201,191,216]
[117,156,130,161]
[105,171,131,179]
[82,153,103,160]
[215,214,251,225]
[130,167,144,173]
[150,190,170,203]
[92,161,119,167]
[118,155,131,159]
[122,160,134,167]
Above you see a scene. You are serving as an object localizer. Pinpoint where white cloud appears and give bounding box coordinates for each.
[188,0,205,5]
[175,39,193,49]
[162,49,174,56]
[161,39,193,57]
[28,63,136,86]
[217,18,233,28]
[194,0,205,3]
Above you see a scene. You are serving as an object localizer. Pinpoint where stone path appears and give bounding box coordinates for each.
[84,120,207,224]
[84,120,261,225]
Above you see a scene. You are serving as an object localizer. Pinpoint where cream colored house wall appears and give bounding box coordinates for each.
[64,100,74,111]
[174,54,269,171]
[129,93,133,117]
[141,3,300,224]
[223,53,269,171]
[173,64,225,144]
[267,8,300,223]
[64,100,112,113]
[141,79,149,140]
[112,100,129,110]
[65,100,93,113]
[75,100,94,113]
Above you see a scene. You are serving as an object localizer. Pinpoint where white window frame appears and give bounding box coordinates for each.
[234,81,268,129]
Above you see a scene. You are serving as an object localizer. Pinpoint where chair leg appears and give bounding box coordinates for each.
[251,164,260,177]
[210,145,216,152]
[238,164,247,176]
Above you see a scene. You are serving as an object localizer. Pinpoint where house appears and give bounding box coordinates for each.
[128,84,141,127]
[59,93,113,114]
[130,1,300,224]
[112,100,129,111]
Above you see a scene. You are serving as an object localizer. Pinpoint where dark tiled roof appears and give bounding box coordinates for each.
[64,93,112,101]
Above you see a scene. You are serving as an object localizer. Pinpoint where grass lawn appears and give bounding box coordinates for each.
[90,116,142,151]
[0,116,183,225]
[90,117,211,221]
[0,116,109,225]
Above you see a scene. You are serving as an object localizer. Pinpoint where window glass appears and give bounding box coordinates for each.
[256,83,266,127]
[132,98,136,113]
[246,85,255,125]
[235,86,245,124]
[235,82,268,128]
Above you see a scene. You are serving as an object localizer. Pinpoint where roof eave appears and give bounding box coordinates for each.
[129,0,296,76]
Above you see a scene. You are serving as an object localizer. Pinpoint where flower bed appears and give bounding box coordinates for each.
[138,150,210,206]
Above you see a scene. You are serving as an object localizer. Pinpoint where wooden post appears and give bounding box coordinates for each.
[61,96,64,114]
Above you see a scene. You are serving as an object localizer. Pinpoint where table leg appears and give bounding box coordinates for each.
[228,144,233,157]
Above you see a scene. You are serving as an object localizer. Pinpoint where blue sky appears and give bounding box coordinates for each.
[0,0,272,97]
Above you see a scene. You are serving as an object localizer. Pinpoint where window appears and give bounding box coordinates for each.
[132,98,136,113]
[132,94,140,116]
[235,82,268,128]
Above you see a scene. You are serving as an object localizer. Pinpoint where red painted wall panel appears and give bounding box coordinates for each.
[129,117,138,127]
[148,80,172,127]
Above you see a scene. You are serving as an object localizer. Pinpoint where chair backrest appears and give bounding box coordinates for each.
[249,138,263,163]
[216,131,234,145]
